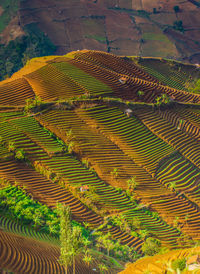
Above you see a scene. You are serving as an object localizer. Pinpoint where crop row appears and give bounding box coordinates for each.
[70,55,200,104]
[70,57,167,103]
[0,158,146,251]
[0,108,181,248]
[0,119,48,161]
[36,108,174,198]
[72,50,158,83]
[36,156,184,247]
[134,107,200,170]
[156,152,200,206]
[0,230,65,273]
[50,60,113,96]
[0,78,35,106]
[0,159,102,225]
[25,64,85,101]
[158,106,200,142]
[0,216,59,245]
[138,58,188,91]
[9,115,64,155]
[74,105,174,174]
[0,112,145,249]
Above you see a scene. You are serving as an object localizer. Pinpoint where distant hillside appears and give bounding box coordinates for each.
[1,0,200,81]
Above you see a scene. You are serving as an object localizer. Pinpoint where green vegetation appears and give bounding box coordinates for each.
[15,148,26,161]
[58,205,85,274]
[173,20,184,32]
[173,5,180,13]
[84,35,107,43]
[171,258,186,271]
[142,237,161,256]
[0,185,89,238]
[186,78,200,94]
[24,96,44,113]
[0,23,56,80]
[155,94,171,106]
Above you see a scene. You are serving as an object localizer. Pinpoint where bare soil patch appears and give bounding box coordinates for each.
[0,16,25,45]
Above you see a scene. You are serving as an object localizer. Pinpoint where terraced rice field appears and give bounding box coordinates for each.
[1,50,200,272]
[68,104,200,240]
[0,78,35,106]
[36,107,194,246]
[1,50,200,104]
[134,107,200,170]
[136,58,189,91]
[73,105,175,174]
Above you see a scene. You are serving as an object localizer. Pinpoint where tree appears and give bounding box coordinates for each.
[98,233,114,256]
[58,204,84,274]
[138,90,144,97]
[66,129,74,142]
[24,96,43,113]
[58,205,73,274]
[142,237,161,256]
[173,5,180,13]
[172,258,186,271]
[67,141,75,154]
[83,253,93,267]
[71,226,84,274]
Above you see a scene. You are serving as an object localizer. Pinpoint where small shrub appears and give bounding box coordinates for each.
[127,177,138,191]
[110,168,119,178]
[8,141,15,152]
[67,141,75,154]
[24,96,43,113]
[173,20,184,32]
[138,90,144,97]
[15,149,26,161]
[171,258,186,271]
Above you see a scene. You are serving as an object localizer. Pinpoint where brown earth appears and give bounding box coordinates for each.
[0,16,25,45]
[0,6,3,16]
[2,0,200,63]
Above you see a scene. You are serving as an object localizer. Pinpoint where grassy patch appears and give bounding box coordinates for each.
[142,33,170,43]
[84,34,106,43]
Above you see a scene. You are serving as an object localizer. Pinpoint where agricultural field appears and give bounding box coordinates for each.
[1,50,200,273]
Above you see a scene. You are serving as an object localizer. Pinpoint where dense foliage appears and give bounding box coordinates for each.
[0,23,56,80]
[0,185,89,238]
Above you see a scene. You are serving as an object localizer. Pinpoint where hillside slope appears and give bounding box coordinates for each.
[1,50,200,272]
